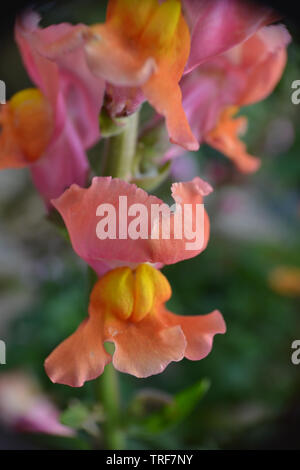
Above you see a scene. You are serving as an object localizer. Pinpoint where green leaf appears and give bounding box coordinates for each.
[137,379,210,434]
[60,402,90,429]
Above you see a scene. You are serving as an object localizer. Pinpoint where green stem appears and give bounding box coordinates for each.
[95,113,141,449]
[102,111,139,180]
[98,344,125,450]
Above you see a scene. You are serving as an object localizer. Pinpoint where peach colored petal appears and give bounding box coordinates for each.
[45,316,111,388]
[160,308,226,360]
[52,176,212,275]
[235,25,291,106]
[206,108,261,173]
[44,264,225,386]
[85,24,157,87]
[142,74,198,151]
[140,10,198,151]
[107,315,186,378]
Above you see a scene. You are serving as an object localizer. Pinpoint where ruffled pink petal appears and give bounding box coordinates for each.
[108,315,186,378]
[161,308,226,360]
[183,65,241,142]
[52,176,212,274]
[183,0,278,73]
[45,316,111,388]
[15,12,61,126]
[30,119,89,206]
[15,11,104,148]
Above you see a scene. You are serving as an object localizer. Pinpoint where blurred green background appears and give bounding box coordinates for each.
[1,0,300,450]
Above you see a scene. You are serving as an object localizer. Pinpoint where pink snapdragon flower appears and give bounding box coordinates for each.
[166,23,291,172]
[19,0,277,152]
[0,12,104,205]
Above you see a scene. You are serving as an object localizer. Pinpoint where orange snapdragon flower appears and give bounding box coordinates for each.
[44,176,225,387]
[45,264,225,387]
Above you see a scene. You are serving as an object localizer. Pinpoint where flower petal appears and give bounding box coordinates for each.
[142,72,198,151]
[0,372,74,436]
[52,176,212,274]
[15,11,104,148]
[235,25,291,106]
[161,308,226,360]
[205,108,261,173]
[167,24,289,166]
[86,0,198,150]
[183,0,278,73]
[31,119,89,205]
[140,7,198,150]
[45,316,111,387]
[15,12,61,125]
[0,105,28,169]
[104,84,146,118]
[108,315,186,378]
[85,24,157,87]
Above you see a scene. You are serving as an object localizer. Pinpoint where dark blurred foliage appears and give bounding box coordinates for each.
[1,0,300,451]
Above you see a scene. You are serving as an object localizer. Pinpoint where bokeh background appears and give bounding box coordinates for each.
[0,0,300,450]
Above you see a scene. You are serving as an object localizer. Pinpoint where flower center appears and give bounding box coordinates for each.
[9,88,54,162]
[90,264,171,322]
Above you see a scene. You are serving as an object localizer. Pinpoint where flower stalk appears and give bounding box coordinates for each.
[98,344,125,450]
[103,111,139,181]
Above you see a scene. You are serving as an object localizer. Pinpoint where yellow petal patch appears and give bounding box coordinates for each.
[91,267,135,320]
[140,0,181,52]
[131,264,156,322]
[9,88,53,163]
[90,264,172,323]
[107,0,157,38]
